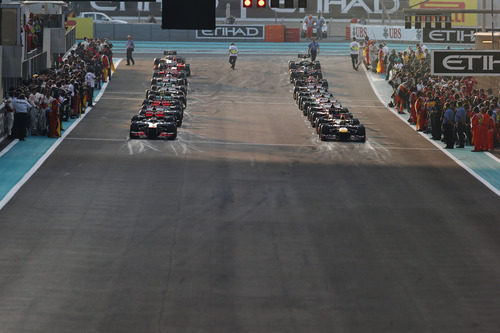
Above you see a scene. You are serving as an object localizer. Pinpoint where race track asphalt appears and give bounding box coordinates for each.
[0,54,499,332]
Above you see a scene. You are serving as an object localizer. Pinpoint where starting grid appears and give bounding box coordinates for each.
[109,41,466,56]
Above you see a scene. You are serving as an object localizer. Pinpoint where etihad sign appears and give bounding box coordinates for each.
[432,50,500,76]
[196,25,264,39]
[318,0,401,14]
[423,28,480,44]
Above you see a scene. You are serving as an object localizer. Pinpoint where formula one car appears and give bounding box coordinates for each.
[129,114,177,140]
[287,53,366,144]
[318,118,366,142]
[140,104,183,127]
[153,52,191,76]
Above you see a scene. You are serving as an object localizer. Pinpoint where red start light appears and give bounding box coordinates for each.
[257,0,266,7]
[243,0,252,7]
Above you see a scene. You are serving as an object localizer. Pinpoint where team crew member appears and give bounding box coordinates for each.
[305,15,314,39]
[350,37,360,71]
[308,37,319,62]
[228,42,238,70]
[442,102,455,149]
[455,101,466,148]
[85,70,96,106]
[12,94,32,141]
[126,35,135,66]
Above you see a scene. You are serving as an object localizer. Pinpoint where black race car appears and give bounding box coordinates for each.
[318,118,366,142]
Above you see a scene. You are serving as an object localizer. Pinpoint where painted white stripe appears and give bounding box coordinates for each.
[99,96,144,101]
[0,59,123,211]
[363,65,500,197]
[66,137,125,142]
[0,139,19,158]
[485,152,500,163]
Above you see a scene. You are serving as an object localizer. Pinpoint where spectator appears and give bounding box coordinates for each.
[12,93,31,141]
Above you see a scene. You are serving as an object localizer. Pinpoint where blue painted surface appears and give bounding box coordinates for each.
[105,40,468,55]
[0,87,101,201]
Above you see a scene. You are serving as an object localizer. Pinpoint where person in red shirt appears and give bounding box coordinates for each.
[487,110,496,151]
[473,107,490,151]
[470,107,482,151]
[461,76,477,96]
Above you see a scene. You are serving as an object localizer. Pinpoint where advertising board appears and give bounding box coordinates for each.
[196,25,265,40]
[350,24,422,42]
[409,0,478,27]
[422,28,489,44]
[71,0,407,20]
[431,50,500,76]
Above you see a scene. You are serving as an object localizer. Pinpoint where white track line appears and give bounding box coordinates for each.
[0,59,123,211]
[363,66,500,197]
[0,139,19,158]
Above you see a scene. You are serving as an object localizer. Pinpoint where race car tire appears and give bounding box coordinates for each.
[357,125,366,142]
[352,118,360,125]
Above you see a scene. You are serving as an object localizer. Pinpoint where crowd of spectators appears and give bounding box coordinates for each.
[362,40,500,152]
[4,38,114,140]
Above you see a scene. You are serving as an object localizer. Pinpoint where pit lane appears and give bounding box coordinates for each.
[0,53,499,332]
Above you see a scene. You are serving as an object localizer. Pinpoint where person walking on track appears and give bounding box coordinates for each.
[350,37,360,71]
[126,35,135,66]
[308,37,320,62]
[228,42,239,70]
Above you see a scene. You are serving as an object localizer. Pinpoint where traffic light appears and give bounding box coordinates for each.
[257,0,266,7]
[243,0,252,7]
[284,0,293,8]
[298,0,307,8]
[270,0,279,7]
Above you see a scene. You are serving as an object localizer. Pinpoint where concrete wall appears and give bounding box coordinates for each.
[94,23,199,41]
[93,22,351,41]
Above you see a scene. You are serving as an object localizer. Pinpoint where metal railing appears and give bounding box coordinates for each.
[65,26,76,53]
[22,52,47,80]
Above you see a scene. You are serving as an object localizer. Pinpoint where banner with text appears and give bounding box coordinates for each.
[409,0,478,27]
[431,50,500,76]
[423,27,486,44]
[71,1,408,20]
[350,24,422,42]
[196,25,265,40]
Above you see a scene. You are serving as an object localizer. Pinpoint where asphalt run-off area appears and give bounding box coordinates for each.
[0,42,499,332]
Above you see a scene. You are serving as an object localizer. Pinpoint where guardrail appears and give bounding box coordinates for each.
[65,27,76,53]
[21,52,47,80]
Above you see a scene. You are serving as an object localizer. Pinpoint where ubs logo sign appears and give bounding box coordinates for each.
[423,28,479,44]
[431,50,500,76]
[196,25,264,39]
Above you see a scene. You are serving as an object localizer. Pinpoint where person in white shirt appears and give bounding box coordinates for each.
[4,91,15,137]
[85,71,96,106]
[12,94,32,140]
[228,42,239,70]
